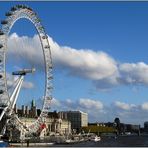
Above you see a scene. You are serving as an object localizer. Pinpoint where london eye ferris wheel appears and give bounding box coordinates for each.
[0,4,53,136]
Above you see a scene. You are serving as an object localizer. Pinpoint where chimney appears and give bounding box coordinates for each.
[25,106,29,115]
[22,105,25,115]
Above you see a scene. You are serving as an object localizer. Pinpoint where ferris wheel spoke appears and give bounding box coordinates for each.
[0,5,53,137]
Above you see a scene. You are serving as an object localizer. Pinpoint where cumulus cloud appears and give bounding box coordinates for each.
[6,73,34,89]
[49,98,104,121]
[51,98,104,111]
[94,62,148,90]
[119,62,148,85]
[7,33,148,125]
[48,98,148,125]
[7,33,44,70]
[50,98,61,107]
[8,33,118,81]
[79,98,103,110]
[53,47,118,80]
[7,33,148,90]
[93,76,119,91]
[141,102,148,111]
[113,101,136,111]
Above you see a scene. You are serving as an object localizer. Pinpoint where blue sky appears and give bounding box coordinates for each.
[1,2,148,125]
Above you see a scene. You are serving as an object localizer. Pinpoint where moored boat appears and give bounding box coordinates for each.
[91,136,101,142]
[0,140,9,147]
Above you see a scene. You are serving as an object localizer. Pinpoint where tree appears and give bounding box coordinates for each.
[114,118,120,125]
[114,117,121,134]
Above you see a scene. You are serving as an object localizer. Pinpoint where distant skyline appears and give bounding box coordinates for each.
[1,2,148,125]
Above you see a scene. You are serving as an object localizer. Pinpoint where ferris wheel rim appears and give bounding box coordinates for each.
[0,4,53,134]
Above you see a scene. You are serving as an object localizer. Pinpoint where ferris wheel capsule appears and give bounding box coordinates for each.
[42,35,48,39]
[10,6,17,12]
[0,44,3,48]
[1,20,8,25]
[0,4,53,136]
[0,90,4,94]
[5,12,13,17]
[0,30,4,35]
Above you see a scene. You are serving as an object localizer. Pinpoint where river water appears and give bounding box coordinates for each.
[52,135,148,147]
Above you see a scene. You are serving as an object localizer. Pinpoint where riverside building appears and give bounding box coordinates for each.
[58,110,88,133]
[0,100,71,136]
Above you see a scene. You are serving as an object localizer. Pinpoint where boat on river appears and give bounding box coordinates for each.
[91,136,101,142]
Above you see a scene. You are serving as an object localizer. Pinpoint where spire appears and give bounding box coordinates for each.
[31,99,35,107]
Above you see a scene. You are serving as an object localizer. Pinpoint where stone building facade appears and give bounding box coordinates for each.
[58,110,88,133]
[13,101,71,136]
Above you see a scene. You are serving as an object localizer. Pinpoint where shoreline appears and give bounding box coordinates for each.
[8,135,148,147]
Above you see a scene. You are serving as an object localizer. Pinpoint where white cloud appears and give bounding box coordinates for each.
[21,81,34,89]
[50,98,104,111]
[7,33,148,125]
[50,98,61,107]
[7,33,148,90]
[94,62,148,90]
[48,98,148,125]
[119,62,148,85]
[7,33,44,70]
[6,73,34,89]
[48,97,104,121]
[113,101,135,111]
[8,33,118,81]
[65,99,73,104]
[93,75,119,91]
[141,102,148,110]
[53,46,118,80]
[79,98,103,110]
[34,96,148,125]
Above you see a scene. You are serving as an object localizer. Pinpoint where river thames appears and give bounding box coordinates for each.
[52,135,148,147]
[9,135,148,147]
